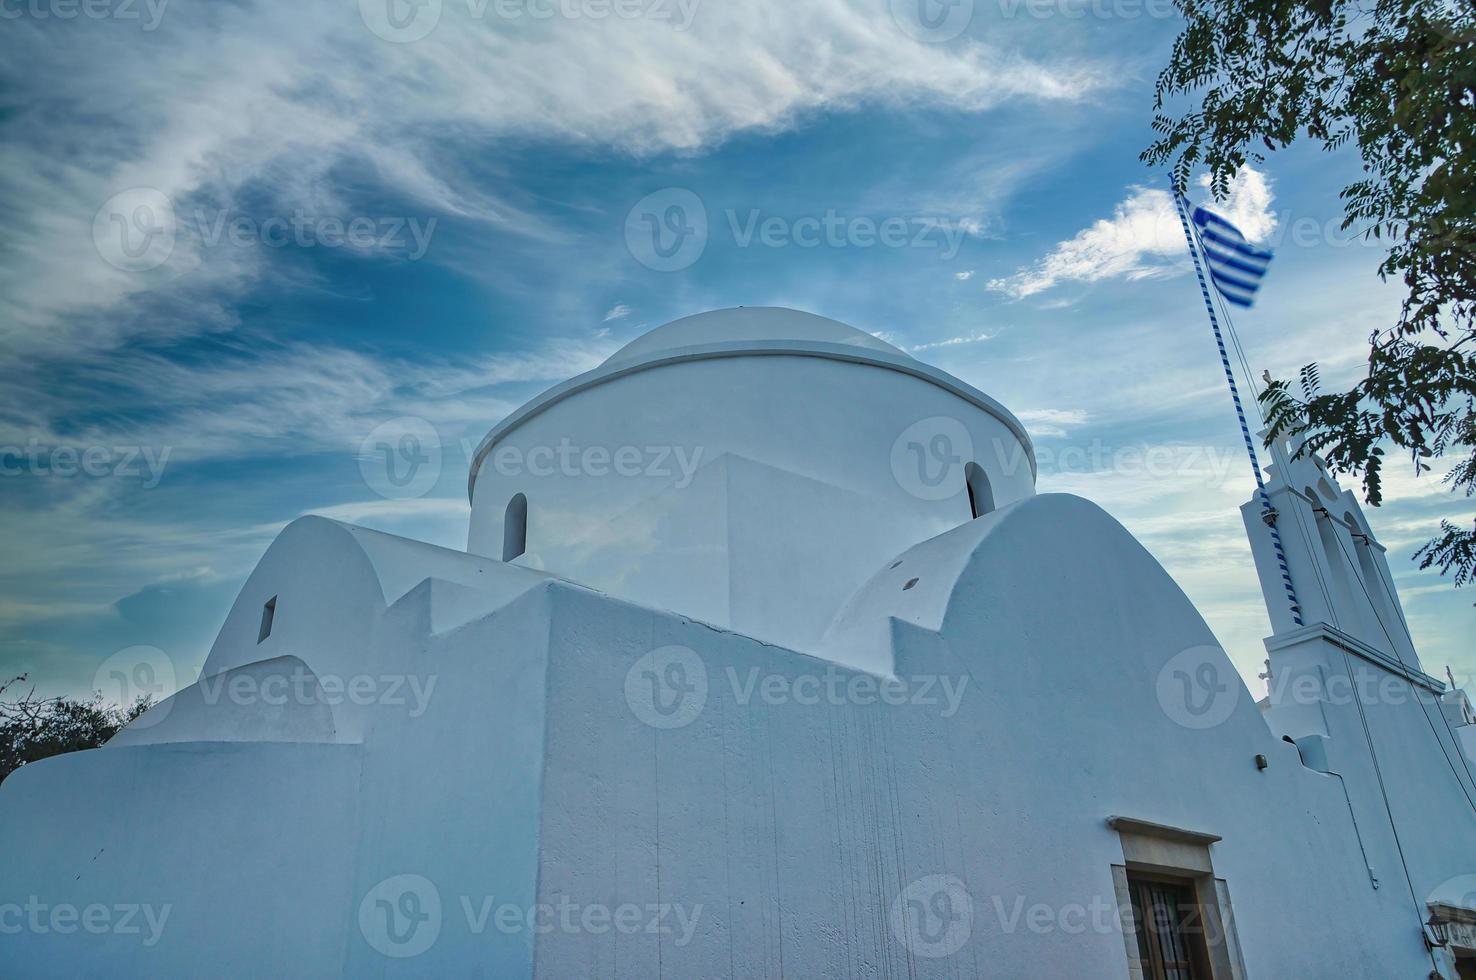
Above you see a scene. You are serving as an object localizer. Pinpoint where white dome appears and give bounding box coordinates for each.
[467,305,1035,653]
[604,307,907,367]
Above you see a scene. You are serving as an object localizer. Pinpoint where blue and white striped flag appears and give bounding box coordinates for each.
[1191,206,1273,307]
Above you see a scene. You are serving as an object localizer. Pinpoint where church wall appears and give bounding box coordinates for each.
[527,494,1436,977]
[1261,634,1476,943]
[339,581,556,977]
[0,494,1463,976]
[0,741,364,977]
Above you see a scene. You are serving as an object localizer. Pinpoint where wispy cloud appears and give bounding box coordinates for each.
[1016,407,1090,437]
[0,326,616,698]
[988,168,1276,300]
[871,137,1076,245]
[0,1,1109,361]
[603,303,633,322]
[955,270,975,281]
[0,333,617,466]
[910,329,996,352]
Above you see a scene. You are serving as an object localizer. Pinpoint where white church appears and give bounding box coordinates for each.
[3,307,1475,978]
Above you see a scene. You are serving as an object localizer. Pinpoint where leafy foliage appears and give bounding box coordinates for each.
[0,675,152,785]
[1144,0,1476,591]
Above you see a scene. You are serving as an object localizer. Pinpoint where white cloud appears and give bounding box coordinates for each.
[309,497,470,525]
[987,186,1182,299]
[989,167,1277,300]
[603,303,633,322]
[1015,407,1089,437]
[910,330,996,352]
[955,270,975,281]
[0,2,1108,361]
[1196,169,1277,243]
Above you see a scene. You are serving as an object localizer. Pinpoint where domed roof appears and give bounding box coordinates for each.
[604,307,908,367]
[470,305,1034,499]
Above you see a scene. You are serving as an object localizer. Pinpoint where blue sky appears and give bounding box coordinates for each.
[1,0,1470,703]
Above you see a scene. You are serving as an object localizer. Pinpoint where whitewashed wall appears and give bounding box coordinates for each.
[2,495,1457,976]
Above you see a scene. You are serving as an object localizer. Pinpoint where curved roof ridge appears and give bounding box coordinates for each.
[467,335,1036,499]
[604,307,908,367]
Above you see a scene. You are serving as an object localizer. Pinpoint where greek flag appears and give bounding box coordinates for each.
[1192,206,1273,307]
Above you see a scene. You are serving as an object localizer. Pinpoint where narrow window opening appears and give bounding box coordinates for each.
[1126,871,1215,980]
[1308,490,1355,614]
[258,595,277,644]
[1349,518,1389,604]
[964,462,994,520]
[503,493,528,562]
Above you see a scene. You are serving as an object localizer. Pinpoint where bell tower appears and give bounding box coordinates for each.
[1245,436,1476,967]
[1241,435,1421,668]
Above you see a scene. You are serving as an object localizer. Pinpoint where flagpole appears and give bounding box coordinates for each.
[1170,181,1304,628]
